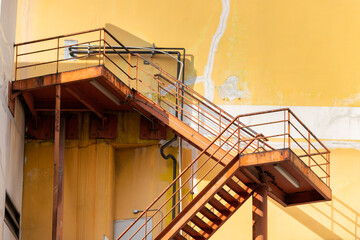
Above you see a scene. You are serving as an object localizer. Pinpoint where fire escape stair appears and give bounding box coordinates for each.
[129,89,231,165]
[11,28,332,240]
[155,153,253,240]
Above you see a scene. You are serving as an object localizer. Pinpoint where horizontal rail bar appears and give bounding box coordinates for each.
[15,28,104,46]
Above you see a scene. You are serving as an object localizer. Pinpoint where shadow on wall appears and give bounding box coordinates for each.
[274,195,360,239]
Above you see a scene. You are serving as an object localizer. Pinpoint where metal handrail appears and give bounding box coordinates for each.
[13,28,330,239]
[116,113,264,240]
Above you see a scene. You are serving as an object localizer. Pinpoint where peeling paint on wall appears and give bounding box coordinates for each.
[334,92,360,107]
[217,75,249,101]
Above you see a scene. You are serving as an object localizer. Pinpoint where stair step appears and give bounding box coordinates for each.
[199,207,222,225]
[182,224,206,240]
[173,233,187,240]
[226,179,244,195]
[208,198,231,216]
[191,215,213,235]
[217,188,239,206]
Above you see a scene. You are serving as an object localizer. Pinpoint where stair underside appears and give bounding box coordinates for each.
[12,65,332,208]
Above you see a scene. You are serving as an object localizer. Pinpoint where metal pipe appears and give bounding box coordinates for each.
[160,135,178,220]
[69,46,184,80]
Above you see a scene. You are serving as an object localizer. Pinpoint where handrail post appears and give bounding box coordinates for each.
[128,53,131,87]
[238,118,241,154]
[197,102,200,133]
[288,110,291,148]
[327,153,330,186]
[14,45,18,80]
[56,38,60,73]
[98,30,101,66]
[219,110,222,136]
[283,110,286,148]
[157,76,160,105]
[176,80,179,119]
[136,56,139,90]
[145,212,147,240]
[102,30,106,66]
[308,132,311,166]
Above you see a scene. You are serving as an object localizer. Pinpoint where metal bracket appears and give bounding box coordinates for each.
[89,114,117,139]
[140,116,167,140]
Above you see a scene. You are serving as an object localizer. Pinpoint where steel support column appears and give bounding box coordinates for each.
[252,185,268,240]
[52,84,65,240]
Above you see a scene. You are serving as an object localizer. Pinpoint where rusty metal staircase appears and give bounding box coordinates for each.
[10,28,332,240]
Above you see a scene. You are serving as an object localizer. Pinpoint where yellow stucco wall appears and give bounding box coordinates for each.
[16,0,360,239]
[21,113,176,240]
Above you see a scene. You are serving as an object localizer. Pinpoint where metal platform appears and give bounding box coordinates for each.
[239,148,331,206]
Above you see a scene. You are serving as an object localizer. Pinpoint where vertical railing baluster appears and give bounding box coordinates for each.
[219,110,222,146]
[284,110,286,148]
[98,30,101,66]
[327,153,330,186]
[128,53,131,87]
[145,212,147,240]
[157,76,160,105]
[136,56,139,90]
[238,118,241,154]
[102,30,106,66]
[308,132,311,166]
[176,80,180,119]
[197,102,200,132]
[56,38,60,73]
[288,110,291,148]
[15,45,18,80]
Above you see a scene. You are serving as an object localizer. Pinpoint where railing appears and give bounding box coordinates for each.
[235,108,330,186]
[115,108,330,240]
[116,115,266,240]
[14,28,263,153]
[14,28,331,239]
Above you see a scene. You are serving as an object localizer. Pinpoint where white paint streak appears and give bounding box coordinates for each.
[189,0,230,102]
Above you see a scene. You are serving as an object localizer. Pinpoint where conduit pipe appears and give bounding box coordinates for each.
[160,134,178,220]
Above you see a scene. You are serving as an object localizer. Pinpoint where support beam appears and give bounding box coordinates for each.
[64,85,104,118]
[22,91,37,117]
[52,85,65,240]
[252,185,268,240]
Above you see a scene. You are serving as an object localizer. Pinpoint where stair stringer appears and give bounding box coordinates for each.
[129,90,233,166]
[155,153,253,240]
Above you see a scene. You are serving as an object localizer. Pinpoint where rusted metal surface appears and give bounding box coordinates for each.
[89,114,117,139]
[26,114,78,140]
[11,28,332,240]
[240,149,331,206]
[12,66,103,91]
[26,115,53,139]
[252,185,268,240]
[117,119,262,240]
[22,91,38,117]
[153,139,259,240]
[8,82,16,116]
[63,85,104,118]
[65,115,78,139]
[52,84,65,240]
[140,116,167,140]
